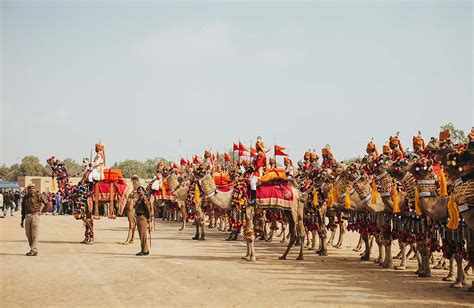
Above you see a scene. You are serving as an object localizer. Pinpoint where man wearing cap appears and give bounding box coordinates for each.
[134,186,151,256]
[21,184,48,256]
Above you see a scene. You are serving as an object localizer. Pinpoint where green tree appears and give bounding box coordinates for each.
[19,156,46,177]
[62,158,84,177]
[111,160,146,178]
[440,123,468,144]
[5,164,21,182]
[0,164,9,180]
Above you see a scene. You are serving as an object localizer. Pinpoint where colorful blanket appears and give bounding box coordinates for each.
[92,181,128,197]
[256,181,294,207]
[152,189,176,201]
[217,185,233,193]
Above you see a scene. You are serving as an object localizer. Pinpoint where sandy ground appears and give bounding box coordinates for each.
[0,215,473,307]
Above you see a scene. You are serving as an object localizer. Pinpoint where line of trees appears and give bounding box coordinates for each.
[0,156,169,182]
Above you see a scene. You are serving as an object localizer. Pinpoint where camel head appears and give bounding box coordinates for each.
[409,157,435,180]
[386,157,414,181]
[344,162,365,182]
[444,147,473,181]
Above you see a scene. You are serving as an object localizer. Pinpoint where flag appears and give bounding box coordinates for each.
[233,143,239,151]
[193,155,201,164]
[274,145,288,156]
[224,153,231,162]
[180,157,187,166]
[216,151,221,161]
[239,142,248,152]
[186,159,191,166]
[250,147,257,158]
[239,150,247,157]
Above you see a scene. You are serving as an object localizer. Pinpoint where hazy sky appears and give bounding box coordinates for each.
[1,1,472,166]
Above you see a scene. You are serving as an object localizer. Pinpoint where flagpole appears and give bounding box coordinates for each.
[273,137,276,165]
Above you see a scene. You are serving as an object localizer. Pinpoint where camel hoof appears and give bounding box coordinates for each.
[278,256,287,260]
[179,228,184,231]
[122,242,129,245]
[242,256,250,261]
[361,256,370,261]
[442,276,455,282]
[247,257,256,262]
[296,255,304,261]
[418,273,431,278]
[395,266,406,270]
[319,251,328,257]
[199,237,206,241]
[433,264,443,270]
[192,236,199,240]
[383,263,393,269]
[450,282,463,289]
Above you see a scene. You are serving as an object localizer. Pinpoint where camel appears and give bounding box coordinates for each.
[428,138,474,290]
[198,173,306,262]
[149,173,189,231]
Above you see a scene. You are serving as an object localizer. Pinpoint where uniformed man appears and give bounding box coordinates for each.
[134,186,151,256]
[20,184,48,256]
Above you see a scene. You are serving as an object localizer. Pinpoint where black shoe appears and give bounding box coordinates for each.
[136,252,144,256]
[143,251,149,255]
[136,251,149,256]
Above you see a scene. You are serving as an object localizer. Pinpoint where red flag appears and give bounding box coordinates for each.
[186,159,191,166]
[216,151,221,160]
[239,142,248,152]
[233,143,239,151]
[250,147,257,158]
[180,158,187,166]
[274,145,288,156]
[193,155,202,164]
[239,150,247,157]
[224,153,231,162]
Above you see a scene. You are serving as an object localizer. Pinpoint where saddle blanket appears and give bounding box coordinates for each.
[256,181,294,207]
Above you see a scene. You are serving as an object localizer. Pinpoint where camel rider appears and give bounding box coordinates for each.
[309,152,319,172]
[203,150,214,171]
[284,157,296,179]
[268,157,277,169]
[412,131,428,157]
[250,136,268,204]
[321,145,335,170]
[382,142,392,156]
[365,139,379,173]
[389,133,405,161]
[88,143,105,182]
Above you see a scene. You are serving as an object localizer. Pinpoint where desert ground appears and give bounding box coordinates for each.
[1,215,472,307]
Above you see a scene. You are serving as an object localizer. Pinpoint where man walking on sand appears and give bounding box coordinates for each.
[21,184,48,256]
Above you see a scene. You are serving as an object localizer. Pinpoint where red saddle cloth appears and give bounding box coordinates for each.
[256,180,294,207]
[92,181,128,197]
[152,189,176,201]
[217,185,233,193]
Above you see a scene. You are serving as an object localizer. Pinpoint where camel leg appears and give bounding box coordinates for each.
[443,256,456,281]
[335,222,346,248]
[192,219,200,240]
[417,244,432,277]
[317,226,328,256]
[374,236,383,264]
[279,219,296,260]
[280,223,287,243]
[395,242,407,270]
[354,234,363,252]
[199,218,206,240]
[451,253,465,288]
[382,239,393,268]
[434,256,446,269]
[311,230,317,250]
[123,212,136,244]
[242,237,251,260]
[361,233,370,261]
[394,240,403,259]
[296,220,305,260]
[179,204,187,231]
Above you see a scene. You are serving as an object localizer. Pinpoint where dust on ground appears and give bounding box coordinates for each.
[1,215,472,307]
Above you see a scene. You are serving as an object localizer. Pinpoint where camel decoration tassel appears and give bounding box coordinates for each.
[370,179,378,205]
[194,184,201,206]
[344,186,351,209]
[438,167,448,198]
[312,186,319,206]
[161,181,167,197]
[414,185,422,216]
[333,183,340,203]
[391,184,400,214]
[446,193,459,230]
[327,186,334,208]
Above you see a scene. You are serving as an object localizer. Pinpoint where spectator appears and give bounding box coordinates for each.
[0,190,4,218]
[14,191,21,212]
[3,191,15,217]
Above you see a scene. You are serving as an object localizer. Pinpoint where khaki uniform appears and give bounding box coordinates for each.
[21,192,48,253]
[134,196,151,253]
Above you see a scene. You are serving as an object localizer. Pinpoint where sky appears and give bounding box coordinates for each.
[1,0,472,166]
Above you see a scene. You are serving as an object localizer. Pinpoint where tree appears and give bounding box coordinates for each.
[5,164,21,182]
[19,156,46,177]
[440,123,468,144]
[111,160,146,178]
[0,164,9,180]
[62,158,84,177]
